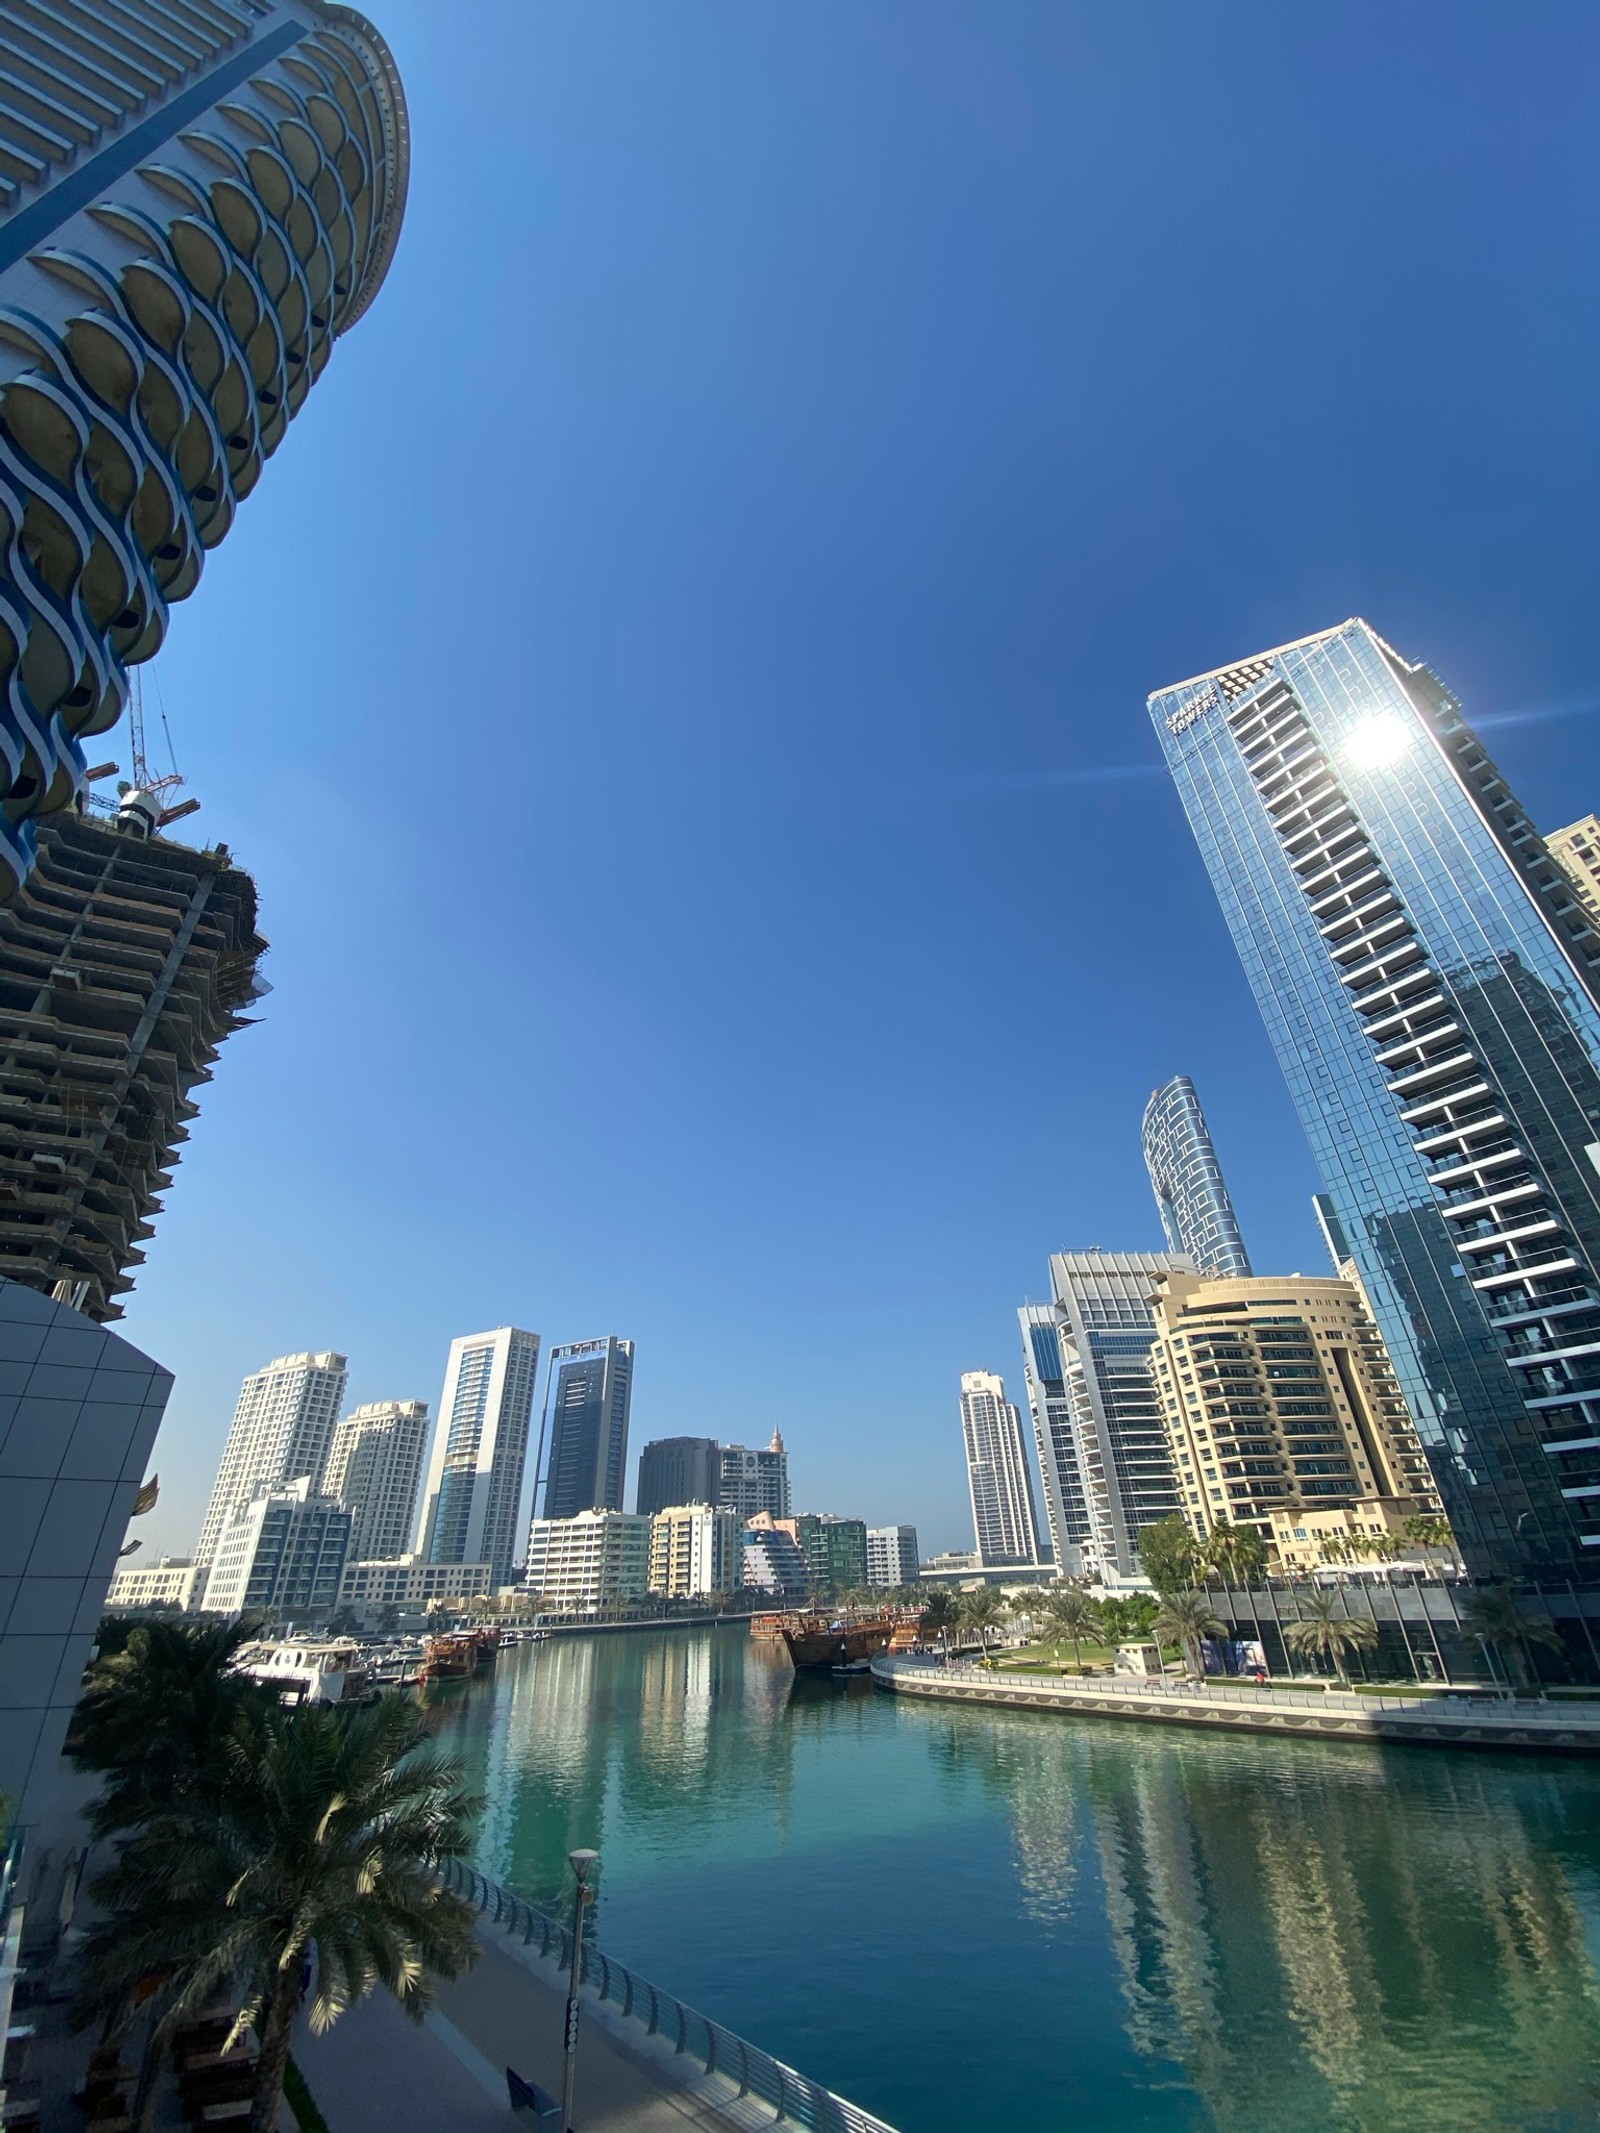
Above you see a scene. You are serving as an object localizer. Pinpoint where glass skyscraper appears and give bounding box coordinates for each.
[1142,1075,1253,1276]
[1019,1252,1189,1580]
[1151,618,1600,1579]
[541,1335,634,1519]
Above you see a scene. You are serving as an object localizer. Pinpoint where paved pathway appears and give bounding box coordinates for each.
[294,1924,782,2133]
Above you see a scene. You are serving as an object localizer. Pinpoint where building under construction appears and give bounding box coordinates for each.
[0,794,266,1321]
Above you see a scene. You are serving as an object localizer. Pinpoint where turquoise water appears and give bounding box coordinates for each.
[425,1625,1600,2133]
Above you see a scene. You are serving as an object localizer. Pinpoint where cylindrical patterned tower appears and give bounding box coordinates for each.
[0,1,408,892]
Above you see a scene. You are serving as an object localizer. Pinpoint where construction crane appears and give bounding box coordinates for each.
[87,671,201,829]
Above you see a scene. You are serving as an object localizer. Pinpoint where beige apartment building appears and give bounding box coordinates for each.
[647,1503,739,1599]
[1149,1270,1443,1570]
[1545,814,1600,927]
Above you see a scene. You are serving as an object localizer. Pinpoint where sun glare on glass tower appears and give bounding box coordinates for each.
[1150,618,1600,1581]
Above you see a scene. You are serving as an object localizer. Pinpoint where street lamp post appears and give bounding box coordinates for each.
[560,1848,599,2132]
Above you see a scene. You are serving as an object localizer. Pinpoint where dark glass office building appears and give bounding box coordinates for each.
[1151,619,1600,1579]
[635,1435,720,1517]
[542,1336,634,1518]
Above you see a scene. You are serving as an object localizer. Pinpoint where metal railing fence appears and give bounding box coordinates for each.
[438,1855,899,2133]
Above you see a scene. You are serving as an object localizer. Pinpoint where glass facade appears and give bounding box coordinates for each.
[1151,618,1600,1579]
[1142,1074,1254,1276]
[542,1336,634,1519]
[1022,1253,1190,1579]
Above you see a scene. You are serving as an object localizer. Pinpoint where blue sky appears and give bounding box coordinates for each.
[130,0,1600,1558]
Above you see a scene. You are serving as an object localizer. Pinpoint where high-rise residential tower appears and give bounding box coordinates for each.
[324,1399,428,1562]
[1546,817,1600,929]
[1142,1075,1253,1277]
[1151,618,1600,1579]
[0,808,266,1321]
[416,1328,540,1590]
[0,1,407,895]
[1019,1253,1189,1581]
[959,1369,1043,1568]
[196,1350,347,1567]
[1148,1269,1443,1570]
[540,1336,634,1519]
[719,1431,789,1519]
[636,1435,720,1518]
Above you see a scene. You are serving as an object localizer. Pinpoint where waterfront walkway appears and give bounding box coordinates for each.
[296,1881,895,2133]
[871,1653,1600,1752]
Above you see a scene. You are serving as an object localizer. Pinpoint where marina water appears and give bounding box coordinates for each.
[425,1623,1600,2133]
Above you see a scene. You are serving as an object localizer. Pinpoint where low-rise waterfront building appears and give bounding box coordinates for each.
[200,1479,352,1621]
[1150,1269,1443,1569]
[648,1503,739,1599]
[741,1514,811,1602]
[523,1510,650,1616]
[104,1555,201,1612]
[337,1556,492,1614]
[867,1525,920,1586]
[794,1512,869,1592]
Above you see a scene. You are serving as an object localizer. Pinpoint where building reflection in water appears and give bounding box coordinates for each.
[941,1714,1600,2133]
[425,1628,801,1919]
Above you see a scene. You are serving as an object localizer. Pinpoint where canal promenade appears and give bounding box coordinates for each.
[423,1622,1600,2132]
[871,1650,1600,1751]
[294,1912,892,2133]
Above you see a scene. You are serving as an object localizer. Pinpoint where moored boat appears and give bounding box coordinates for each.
[779,1612,897,1672]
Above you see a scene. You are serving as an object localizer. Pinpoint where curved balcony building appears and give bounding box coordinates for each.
[1142,1073,1254,1278]
[0,1,408,894]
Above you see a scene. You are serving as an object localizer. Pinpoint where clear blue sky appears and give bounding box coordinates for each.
[129,0,1600,1558]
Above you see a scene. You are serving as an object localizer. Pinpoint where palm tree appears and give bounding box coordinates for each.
[70,1619,274,1825]
[1403,1513,1457,1572]
[1151,1590,1226,1677]
[958,1588,1006,1660]
[1201,1520,1266,1586]
[77,1694,482,2133]
[1037,1589,1103,1672]
[1284,1590,1378,1685]
[1457,1585,1565,1690]
[920,1590,959,1660]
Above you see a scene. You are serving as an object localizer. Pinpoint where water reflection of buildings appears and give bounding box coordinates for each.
[429,1630,802,1919]
[929,1709,1600,2131]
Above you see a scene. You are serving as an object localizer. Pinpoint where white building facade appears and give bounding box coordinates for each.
[337,1557,492,1613]
[416,1328,541,1590]
[105,1556,202,1611]
[866,1525,920,1587]
[959,1370,1043,1568]
[325,1400,429,1562]
[523,1510,649,1616]
[196,1351,349,1567]
[200,1480,352,1620]
[648,1503,738,1598]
